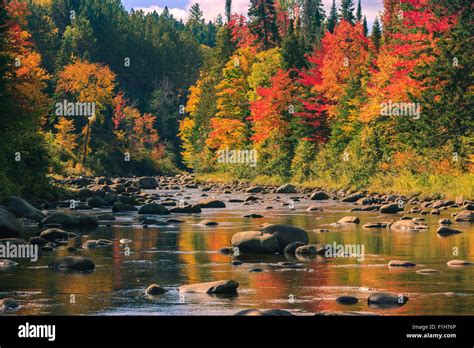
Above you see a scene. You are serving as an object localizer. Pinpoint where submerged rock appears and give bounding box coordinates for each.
[0,259,18,270]
[39,228,69,243]
[436,226,462,236]
[0,298,19,312]
[336,295,359,305]
[337,216,360,224]
[389,220,427,232]
[388,260,416,268]
[40,213,98,228]
[49,256,95,273]
[145,284,167,295]
[234,309,293,316]
[179,280,239,294]
[284,241,306,254]
[199,219,218,226]
[363,222,388,229]
[112,203,138,213]
[170,205,202,214]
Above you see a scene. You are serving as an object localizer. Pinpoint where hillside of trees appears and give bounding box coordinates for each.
[0,0,472,199]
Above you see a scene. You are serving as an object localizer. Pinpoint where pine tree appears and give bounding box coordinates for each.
[225,0,232,22]
[371,16,382,51]
[326,0,338,33]
[303,0,326,44]
[356,0,362,22]
[340,0,356,24]
[363,15,368,36]
[248,0,280,49]
[189,3,204,23]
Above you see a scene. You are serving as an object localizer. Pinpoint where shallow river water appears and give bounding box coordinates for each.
[2,188,473,316]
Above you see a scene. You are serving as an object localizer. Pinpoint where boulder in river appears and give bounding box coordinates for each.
[337,216,360,224]
[231,231,279,254]
[389,220,427,232]
[40,213,98,228]
[136,177,158,189]
[145,284,167,295]
[379,203,403,214]
[234,309,293,316]
[199,219,218,226]
[39,228,69,243]
[197,199,226,208]
[276,184,297,194]
[246,186,265,193]
[87,197,110,208]
[367,292,409,308]
[310,191,329,200]
[49,256,95,273]
[179,280,239,295]
[0,259,18,270]
[112,202,138,212]
[295,244,320,255]
[336,296,359,305]
[447,259,473,267]
[0,208,21,238]
[436,226,462,236]
[283,241,306,254]
[388,260,416,267]
[0,298,19,312]
[260,224,309,252]
[3,196,45,219]
[363,222,388,229]
[170,204,202,214]
[454,211,474,222]
[138,203,169,215]
[341,192,365,203]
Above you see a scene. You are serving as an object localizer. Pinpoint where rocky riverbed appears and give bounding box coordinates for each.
[0,174,473,315]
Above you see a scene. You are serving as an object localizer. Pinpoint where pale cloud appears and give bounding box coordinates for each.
[135,5,188,21]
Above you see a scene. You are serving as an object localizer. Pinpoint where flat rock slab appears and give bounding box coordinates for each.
[388,260,416,268]
[436,226,462,236]
[447,260,473,267]
[179,280,239,295]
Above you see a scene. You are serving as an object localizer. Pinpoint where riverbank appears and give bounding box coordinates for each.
[195,172,474,200]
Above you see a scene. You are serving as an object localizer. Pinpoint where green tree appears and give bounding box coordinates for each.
[371,16,382,52]
[340,0,356,24]
[248,0,280,49]
[326,0,338,33]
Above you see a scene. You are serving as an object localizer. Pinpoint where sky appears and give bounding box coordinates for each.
[122,0,385,28]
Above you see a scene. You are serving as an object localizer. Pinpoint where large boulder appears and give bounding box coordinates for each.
[260,224,308,252]
[197,199,226,208]
[170,204,202,214]
[436,226,462,236]
[112,202,138,212]
[454,211,474,222]
[341,193,365,203]
[231,231,279,254]
[138,203,170,215]
[310,191,330,200]
[49,256,95,273]
[276,184,297,194]
[0,208,21,238]
[87,197,110,208]
[39,228,69,242]
[368,292,409,308]
[379,203,403,214]
[136,177,158,189]
[389,220,427,232]
[3,196,45,219]
[246,186,265,193]
[40,213,98,228]
[179,280,239,295]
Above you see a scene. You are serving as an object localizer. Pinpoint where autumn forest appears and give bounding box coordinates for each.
[0,0,472,199]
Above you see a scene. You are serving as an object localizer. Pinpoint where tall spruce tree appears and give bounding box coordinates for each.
[225,0,232,22]
[363,15,368,36]
[356,0,362,22]
[371,16,382,51]
[326,0,338,33]
[340,0,356,24]
[248,0,280,49]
